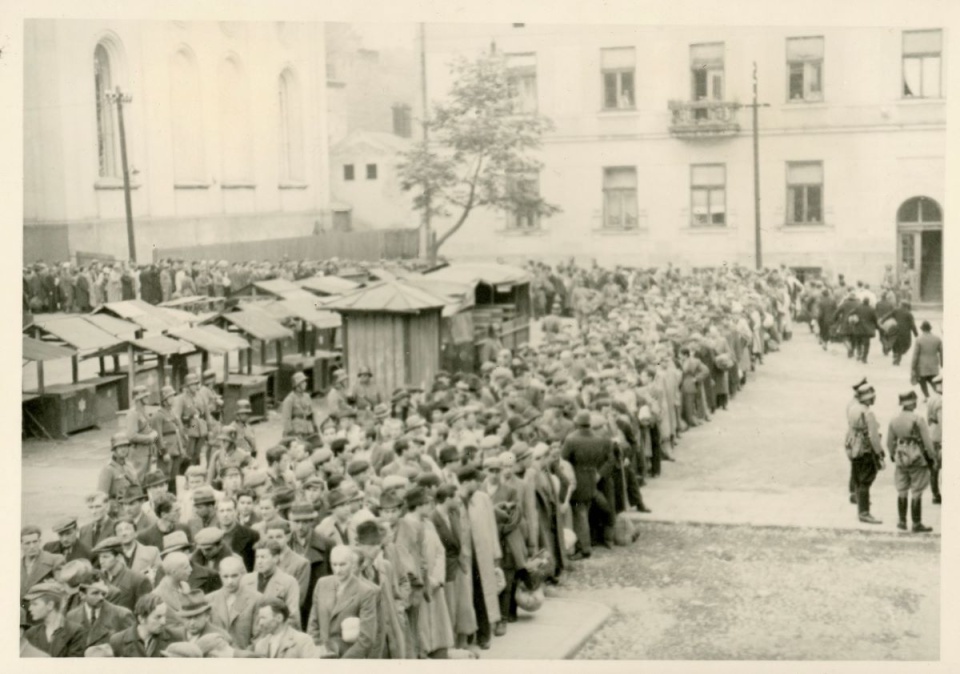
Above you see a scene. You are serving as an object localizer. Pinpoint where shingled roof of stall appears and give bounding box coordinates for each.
[322,279,447,314]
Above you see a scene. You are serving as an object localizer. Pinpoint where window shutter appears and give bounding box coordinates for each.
[787,37,824,61]
[903,29,942,55]
[601,47,635,70]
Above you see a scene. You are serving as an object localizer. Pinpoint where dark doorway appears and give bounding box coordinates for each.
[920,229,942,303]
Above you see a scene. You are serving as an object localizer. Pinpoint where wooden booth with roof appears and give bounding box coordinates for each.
[423,263,533,373]
[323,279,446,398]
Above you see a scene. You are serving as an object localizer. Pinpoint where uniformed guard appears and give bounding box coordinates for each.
[96,433,141,519]
[125,385,159,482]
[150,384,186,492]
[887,390,935,532]
[847,378,869,504]
[199,369,223,466]
[350,366,383,413]
[233,398,258,458]
[281,371,319,439]
[927,374,942,505]
[172,373,209,469]
[844,383,885,524]
[207,424,253,488]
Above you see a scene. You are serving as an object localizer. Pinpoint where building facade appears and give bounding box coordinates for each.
[419,24,946,303]
[24,20,332,263]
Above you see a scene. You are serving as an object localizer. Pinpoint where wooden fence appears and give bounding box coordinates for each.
[152,228,420,263]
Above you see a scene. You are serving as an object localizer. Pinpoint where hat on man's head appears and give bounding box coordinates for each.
[379,491,404,511]
[236,399,253,415]
[511,442,533,463]
[417,473,442,489]
[292,372,308,387]
[374,403,390,419]
[289,503,320,521]
[327,489,349,509]
[852,377,869,392]
[161,531,191,556]
[347,459,371,477]
[355,520,382,546]
[120,486,147,504]
[143,470,168,489]
[438,445,460,466]
[271,486,297,508]
[456,465,480,483]
[160,385,178,402]
[244,471,268,489]
[192,487,217,506]
[92,537,123,556]
[358,366,373,377]
[194,527,224,547]
[178,591,212,618]
[404,485,429,510]
[184,373,200,386]
[110,433,132,450]
[899,390,918,405]
[574,410,592,428]
[24,581,66,602]
[479,435,502,451]
[52,516,78,534]
[132,385,150,402]
[405,415,426,432]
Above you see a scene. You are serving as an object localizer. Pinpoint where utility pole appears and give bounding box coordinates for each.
[418,22,432,262]
[741,63,770,270]
[107,86,137,262]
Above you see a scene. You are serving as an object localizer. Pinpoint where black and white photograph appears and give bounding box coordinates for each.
[10,0,958,665]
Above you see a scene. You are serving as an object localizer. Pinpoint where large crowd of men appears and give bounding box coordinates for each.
[19,260,841,658]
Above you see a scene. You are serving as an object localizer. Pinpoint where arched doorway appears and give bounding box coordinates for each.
[897,196,942,304]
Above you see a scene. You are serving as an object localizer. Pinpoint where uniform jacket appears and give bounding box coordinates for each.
[561,429,613,503]
[241,569,301,629]
[97,460,141,504]
[927,392,942,444]
[281,391,317,437]
[887,411,934,465]
[42,539,92,564]
[20,550,65,599]
[206,585,263,650]
[23,620,86,657]
[79,516,116,553]
[307,574,379,658]
[66,600,135,650]
[149,407,184,458]
[172,389,208,438]
[109,624,186,657]
[253,624,317,658]
[912,333,943,377]
[846,402,883,459]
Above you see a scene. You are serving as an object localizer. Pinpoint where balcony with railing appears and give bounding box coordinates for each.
[668,100,741,138]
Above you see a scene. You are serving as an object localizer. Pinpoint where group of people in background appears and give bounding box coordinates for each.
[20,260,797,659]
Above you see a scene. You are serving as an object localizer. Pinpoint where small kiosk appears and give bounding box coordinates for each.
[324,280,446,398]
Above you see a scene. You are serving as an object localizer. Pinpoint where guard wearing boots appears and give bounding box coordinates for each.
[845,383,884,524]
[887,390,935,533]
[927,374,942,505]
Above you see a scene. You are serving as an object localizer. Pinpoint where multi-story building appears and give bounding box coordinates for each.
[23,20,332,263]
[418,24,946,304]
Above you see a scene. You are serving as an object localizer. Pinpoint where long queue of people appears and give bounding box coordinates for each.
[20,262,797,659]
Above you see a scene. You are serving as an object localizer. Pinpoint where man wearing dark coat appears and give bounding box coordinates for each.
[561,410,613,560]
[853,298,879,364]
[833,291,862,358]
[890,301,918,366]
[816,288,838,351]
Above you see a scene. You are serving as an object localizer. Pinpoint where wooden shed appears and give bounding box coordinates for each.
[323,280,446,398]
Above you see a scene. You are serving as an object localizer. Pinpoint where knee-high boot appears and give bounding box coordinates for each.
[911,498,932,533]
[897,496,908,530]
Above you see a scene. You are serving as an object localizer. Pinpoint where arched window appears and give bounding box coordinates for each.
[170,49,206,183]
[897,196,942,225]
[278,68,304,182]
[94,42,119,178]
[219,57,252,183]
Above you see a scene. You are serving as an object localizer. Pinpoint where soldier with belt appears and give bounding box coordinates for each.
[846,378,870,504]
[199,370,224,467]
[233,399,258,459]
[172,373,209,470]
[151,385,186,492]
[97,433,142,519]
[125,385,159,482]
[844,383,884,524]
[887,390,935,533]
[927,374,942,505]
[281,372,318,440]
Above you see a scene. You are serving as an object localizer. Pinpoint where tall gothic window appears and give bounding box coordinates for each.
[170,49,206,183]
[278,68,305,182]
[94,43,119,178]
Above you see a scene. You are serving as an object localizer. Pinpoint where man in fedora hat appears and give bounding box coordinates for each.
[126,384,160,481]
[43,516,92,563]
[23,581,86,657]
[150,384,185,490]
[67,569,135,651]
[927,374,942,505]
[206,556,263,650]
[172,373,210,469]
[233,398,258,458]
[188,486,219,537]
[93,537,153,613]
[142,470,171,521]
[178,590,233,644]
[887,390,936,532]
[282,371,319,440]
[845,382,885,524]
[98,433,142,519]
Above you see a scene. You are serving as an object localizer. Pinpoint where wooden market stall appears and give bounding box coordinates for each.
[296,275,361,298]
[264,297,343,397]
[22,336,77,439]
[323,279,446,398]
[423,263,533,373]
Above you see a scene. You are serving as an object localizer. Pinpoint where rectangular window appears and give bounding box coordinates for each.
[601,47,635,110]
[506,172,541,230]
[691,43,725,103]
[507,53,538,113]
[786,161,824,225]
[366,164,378,180]
[903,29,942,98]
[786,37,824,101]
[603,167,638,230]
[691,164,726,227]
[392,104,412,138]
[344,164,354,181]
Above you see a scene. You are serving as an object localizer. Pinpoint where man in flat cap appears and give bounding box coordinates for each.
[191,527,240,589]
[188,486,219,537]
[94,536,153,612]
[846,378,872,504]
[888,390,936,532]
[43,516,92,563]
[23,581,85,657]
